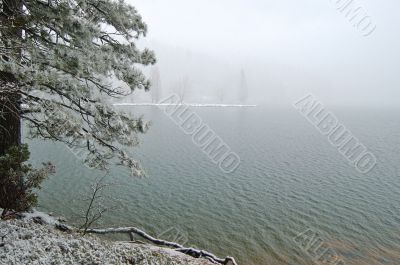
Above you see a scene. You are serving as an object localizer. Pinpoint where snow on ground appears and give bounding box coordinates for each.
[0,213,214,265]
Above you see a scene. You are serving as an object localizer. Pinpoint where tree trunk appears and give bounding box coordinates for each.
[0,73,21,156]
[0,0,22,156]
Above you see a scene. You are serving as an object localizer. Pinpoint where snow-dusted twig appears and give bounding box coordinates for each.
[0,230,9,247]
[0,231,8,242]
[83,226,238,265]
[78,175,118,235]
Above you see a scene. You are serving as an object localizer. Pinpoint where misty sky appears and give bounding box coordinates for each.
[128,0,400,107]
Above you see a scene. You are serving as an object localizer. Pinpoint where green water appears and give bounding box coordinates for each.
[27,107,400,265]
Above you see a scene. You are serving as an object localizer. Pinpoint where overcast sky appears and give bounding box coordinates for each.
[128,0,400,107]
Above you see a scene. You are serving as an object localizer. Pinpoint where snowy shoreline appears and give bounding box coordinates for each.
[0,211,217,265]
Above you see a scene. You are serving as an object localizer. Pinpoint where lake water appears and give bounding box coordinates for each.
[26,106,400,265]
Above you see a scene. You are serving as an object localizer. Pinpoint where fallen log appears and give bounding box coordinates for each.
[83,227,238,265]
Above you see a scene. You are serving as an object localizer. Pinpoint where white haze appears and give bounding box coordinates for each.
[128,0,400,108]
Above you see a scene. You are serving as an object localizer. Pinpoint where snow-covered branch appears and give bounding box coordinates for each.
[83,226,238,265]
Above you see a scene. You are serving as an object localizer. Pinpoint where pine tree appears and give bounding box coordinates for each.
[216,87,225,103]
[0,0,156,176]
[174,75,189,102]
[150,66,161,103]
[238,69,248,104]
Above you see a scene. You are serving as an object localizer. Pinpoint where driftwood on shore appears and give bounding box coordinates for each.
[83,227,238,265]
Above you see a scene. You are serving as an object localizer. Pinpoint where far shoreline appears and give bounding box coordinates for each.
[113,103,258,107]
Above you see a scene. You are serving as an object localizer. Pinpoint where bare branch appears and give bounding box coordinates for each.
[83,226,238,265]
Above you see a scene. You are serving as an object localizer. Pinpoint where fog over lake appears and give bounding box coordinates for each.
[129,0,400,108]
[18,0,400,264]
